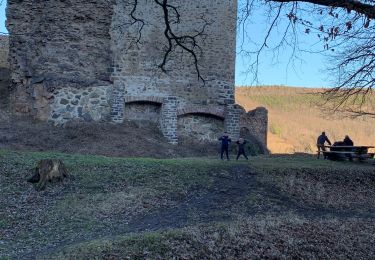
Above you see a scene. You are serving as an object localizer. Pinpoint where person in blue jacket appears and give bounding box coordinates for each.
[218,132,231,160]
[317,131,331,159]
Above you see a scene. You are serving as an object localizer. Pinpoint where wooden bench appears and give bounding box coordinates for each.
[319,146,375,161]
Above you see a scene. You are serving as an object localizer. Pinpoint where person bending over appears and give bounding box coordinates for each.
[317,131,331,159]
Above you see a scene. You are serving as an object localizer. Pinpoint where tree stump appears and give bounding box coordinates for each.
[27,159,69,191]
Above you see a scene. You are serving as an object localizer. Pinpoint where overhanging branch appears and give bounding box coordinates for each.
[270,0,375,19]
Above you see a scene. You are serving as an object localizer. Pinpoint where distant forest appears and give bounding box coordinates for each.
[236,86,375,154]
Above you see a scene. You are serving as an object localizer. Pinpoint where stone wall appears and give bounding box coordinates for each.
[0,36,10,110]
[110,0,237,107]
[240,107,268,149]
[178,114,224,141]
[225,104,242,140]
[0,36,9,69]
[6,1,268,149]
[160,97,178,144]
[108,0,238,143]
[7,0,114,90]
[49,86,112,124]
[110,81,125,123]
[124,102,161,124]
[7,0,115,119]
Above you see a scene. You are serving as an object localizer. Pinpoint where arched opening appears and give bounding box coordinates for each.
[124,101,162,124]
[240,126,250,137]
[177,113,224,141]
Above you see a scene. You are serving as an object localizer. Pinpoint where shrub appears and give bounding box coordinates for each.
[269,123,282,136]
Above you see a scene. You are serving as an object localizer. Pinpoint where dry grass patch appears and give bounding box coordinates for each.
[252,155,375,212]
[236,86,375,154]
[40,215,375,259]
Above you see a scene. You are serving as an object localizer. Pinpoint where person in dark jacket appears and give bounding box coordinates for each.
[218,132,231,160]
[317,131,331,159]
[236,138,249,160]
[343,135,354,161]
[343,135,354,146]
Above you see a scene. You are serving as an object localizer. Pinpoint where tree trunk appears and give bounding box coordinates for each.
[27,159,69,191]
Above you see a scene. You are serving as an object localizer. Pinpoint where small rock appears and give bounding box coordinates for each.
[60,98,69,105]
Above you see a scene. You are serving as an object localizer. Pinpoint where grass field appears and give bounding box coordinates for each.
[236,86,375,154]
[1,149,375,259]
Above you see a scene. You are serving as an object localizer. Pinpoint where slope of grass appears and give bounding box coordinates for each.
[41,217,375,260]
[236,86,375,154]
[0,150,225,259]
[1,149,375,259]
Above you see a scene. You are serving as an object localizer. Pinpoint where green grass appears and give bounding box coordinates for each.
[0,149,247,258]
[251,154,374,170]
[1,149,374,259]
[269,123,283,136]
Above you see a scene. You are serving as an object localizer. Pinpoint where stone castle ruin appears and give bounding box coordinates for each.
[6,0,267,147]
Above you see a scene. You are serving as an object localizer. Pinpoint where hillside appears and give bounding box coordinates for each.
[236,86,375,154]
[1,150,375,258]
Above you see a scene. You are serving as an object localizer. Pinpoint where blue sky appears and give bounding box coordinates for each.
[0,1,330,88]
[0,1,5,34]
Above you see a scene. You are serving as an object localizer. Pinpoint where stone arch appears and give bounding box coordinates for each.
[124,95,164,104]
[177,105,225,120]
[240,126,250,137]
[124,96,164,123]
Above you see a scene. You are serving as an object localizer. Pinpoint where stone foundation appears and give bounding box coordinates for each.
[49,86,112,124]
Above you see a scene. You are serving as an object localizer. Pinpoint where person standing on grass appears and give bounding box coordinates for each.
[236,138,249,160]
[317,131,332,159]
[218,131,231,160]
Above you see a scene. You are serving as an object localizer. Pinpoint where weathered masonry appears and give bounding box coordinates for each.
[6,0,267,147]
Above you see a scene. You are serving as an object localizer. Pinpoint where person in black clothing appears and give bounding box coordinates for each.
[343,135,354,146]
[317,131,331,159]
[218,132,231,160]
[236,138,249,160]
[343,135,354,161]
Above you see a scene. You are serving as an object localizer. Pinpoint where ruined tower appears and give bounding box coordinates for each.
[6,0,267,146]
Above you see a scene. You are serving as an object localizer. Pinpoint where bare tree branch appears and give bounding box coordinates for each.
[271,0,375,19]
[154,0,208,83]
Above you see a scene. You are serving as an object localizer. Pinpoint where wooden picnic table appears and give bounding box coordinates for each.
[323,145,375,161]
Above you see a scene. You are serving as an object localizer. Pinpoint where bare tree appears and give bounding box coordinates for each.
[238,0,375,117]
